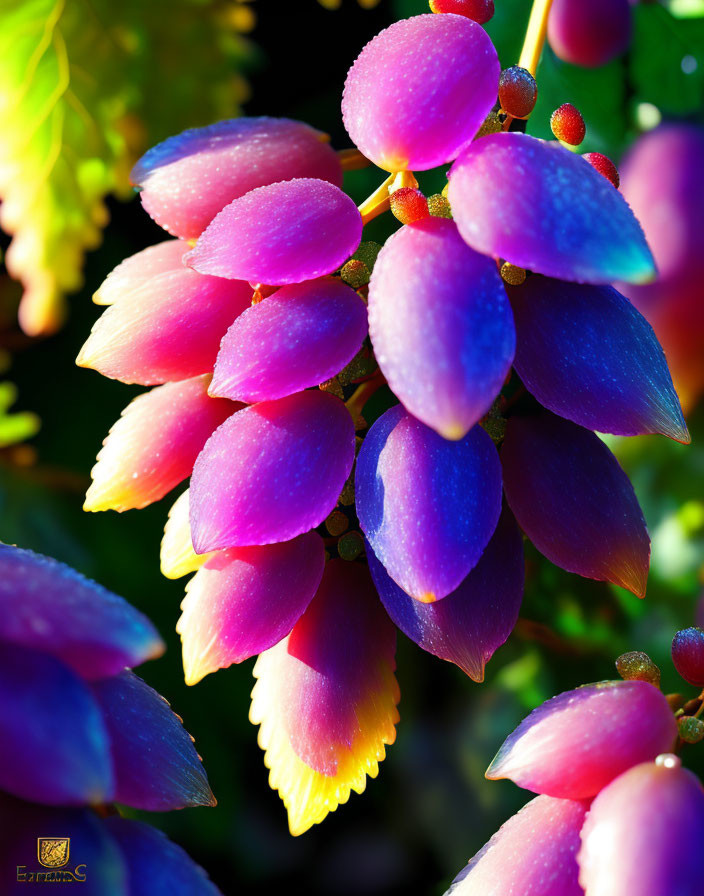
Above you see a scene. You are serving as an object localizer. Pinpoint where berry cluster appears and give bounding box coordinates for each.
[79,7,688,834]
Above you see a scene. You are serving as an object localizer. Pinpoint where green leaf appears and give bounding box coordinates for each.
[0,0,254,336]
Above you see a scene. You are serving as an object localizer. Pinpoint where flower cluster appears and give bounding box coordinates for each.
[618,124,704,411]
[447,634,704,896]
[79,9,688,834]
[0,544,219,893]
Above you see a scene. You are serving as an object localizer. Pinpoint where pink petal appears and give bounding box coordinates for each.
[250,560,399,835]
[79,267,252,385]
[486,680,677,799]
[177,532,325,684]
[210,278,368,402]
[368,218,514,439]
[94,240,189,305]
[578,756,704,896]
[342,14,499,171]
[449,795,588,896]
[448,132,655,285]
[186,179,362,285]
[85,376,236,512]
[190,391,355,552]
[131,117,343,240]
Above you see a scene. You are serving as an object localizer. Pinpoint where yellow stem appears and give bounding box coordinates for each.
[518,0,554,77]
[338,148,372,171]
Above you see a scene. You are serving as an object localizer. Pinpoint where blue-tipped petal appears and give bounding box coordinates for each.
[356,405,502,602]
[367,506,523,680]
[91,671,215,811]
[0,792,127,894]
[368,218,514,440]
[510,276,689,443]
[502,412,650,598]
[0,644,113,806]
[449,132,656,285]
[0,545,164,679]
[104,817,221,896]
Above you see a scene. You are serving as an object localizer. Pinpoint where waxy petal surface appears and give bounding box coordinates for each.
[211,278,368,402]
[132,117,343,240]
[510,276,689,442]
[501,412,650,597]
[0,645,113,805]
[161,490,213,579]
[578,758,704,896]
[368,219,514,439]
[178,532,325,684]
[356,405,502,601]
[79,266,252,385]
[0,544,163,679]
[486,680,676,799]
[449,132,655,285]
[86,376,235,513]
[367,507,524,681]
[342,14,499,171]
[448,795,587,896]
[104,817,221,896]
[92,671,215,811]
[190,391,355,552]
[251,561,399,836]
[187,179,362,285]
[93,239,188,305]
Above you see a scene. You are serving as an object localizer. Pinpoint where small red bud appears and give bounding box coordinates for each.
[550,103,586,146]
[672,627,704,686]
[583,152,620,188]
[429,0,494,24]
[498,66,538,119]
[390,187,430,225]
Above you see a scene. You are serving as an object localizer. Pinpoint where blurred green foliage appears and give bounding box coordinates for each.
[1,1,703,894]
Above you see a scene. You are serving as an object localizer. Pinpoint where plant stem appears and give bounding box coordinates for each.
[518,0,554,77]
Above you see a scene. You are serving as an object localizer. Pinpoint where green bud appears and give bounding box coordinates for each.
[678,716,704,744]
[615,650,661,687]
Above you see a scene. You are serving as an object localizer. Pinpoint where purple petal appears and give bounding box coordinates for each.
[342,14,499,171]
[368,219,515,439]
[0,544,163,679]
[186,179,362,285]
[356,405,502,602]
[486,680,676,799]
[190,391,355,552]
[177,532,326,684]
[578,756,704,896]
[91,671,215,811]
[367,506,523,681]
[501,412,650,597]
[104,817,221,896]
[448,132,655,285]
[448,795,588,896]
[510,276,689,443]
[94,239,189,305]
[78,265,252,385]
[131,117,343,240]
[0,793,127,891]
[0,644,113,805]
[210,278,368,402]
